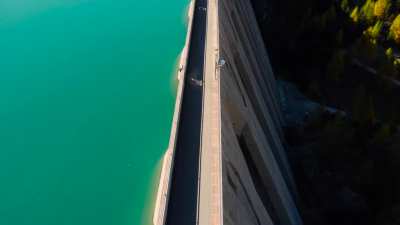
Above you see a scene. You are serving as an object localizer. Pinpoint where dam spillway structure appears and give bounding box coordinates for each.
[153,0,303,224]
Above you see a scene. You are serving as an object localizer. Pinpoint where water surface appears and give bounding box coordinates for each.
[0,1,187,224]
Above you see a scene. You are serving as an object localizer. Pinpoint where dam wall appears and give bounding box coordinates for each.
[217,0,302,224]
[153,0,302,224]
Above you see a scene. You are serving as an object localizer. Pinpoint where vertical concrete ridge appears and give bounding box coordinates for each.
[152,1,196,225]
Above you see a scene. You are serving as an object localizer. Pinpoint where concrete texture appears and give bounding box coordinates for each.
[217,0,303,224]
[198,0,223,224]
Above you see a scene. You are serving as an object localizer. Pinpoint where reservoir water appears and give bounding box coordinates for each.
[0,1,188,224]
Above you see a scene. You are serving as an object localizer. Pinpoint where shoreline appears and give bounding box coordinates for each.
[141,158,163,225]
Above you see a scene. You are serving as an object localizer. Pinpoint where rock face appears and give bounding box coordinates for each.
[218,0,302,224]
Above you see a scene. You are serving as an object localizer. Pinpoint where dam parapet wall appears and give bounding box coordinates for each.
[152,1,196,225]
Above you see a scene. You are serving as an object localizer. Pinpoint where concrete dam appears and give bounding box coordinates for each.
[153,0,303,224]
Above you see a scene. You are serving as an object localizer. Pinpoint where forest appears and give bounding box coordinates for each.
[251,0,400,224]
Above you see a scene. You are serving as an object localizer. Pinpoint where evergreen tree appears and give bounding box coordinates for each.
[386,47,394,60]
[366,20,384,40]
[351,6,360,23]
[390,14,400,43]
[361,0,376,24]
[374,0,391,19]
[341,0,350,13]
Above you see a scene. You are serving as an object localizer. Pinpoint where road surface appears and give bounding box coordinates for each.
[164,0,208,224]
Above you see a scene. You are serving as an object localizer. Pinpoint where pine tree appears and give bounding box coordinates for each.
[341,0,350,13]
[386,47,394,60]
[374,0,391,19]
[361,0,376,24]
[390,15,400,43]
[351,6,360,23]
[366,20,384,40]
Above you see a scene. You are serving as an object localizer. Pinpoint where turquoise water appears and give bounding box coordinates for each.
[0,1,188,225]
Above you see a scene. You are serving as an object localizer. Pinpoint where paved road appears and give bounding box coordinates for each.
[164,0,208,225]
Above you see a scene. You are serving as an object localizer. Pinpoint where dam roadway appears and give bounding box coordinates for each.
[155,0,305,224]
[164,0,208,224]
